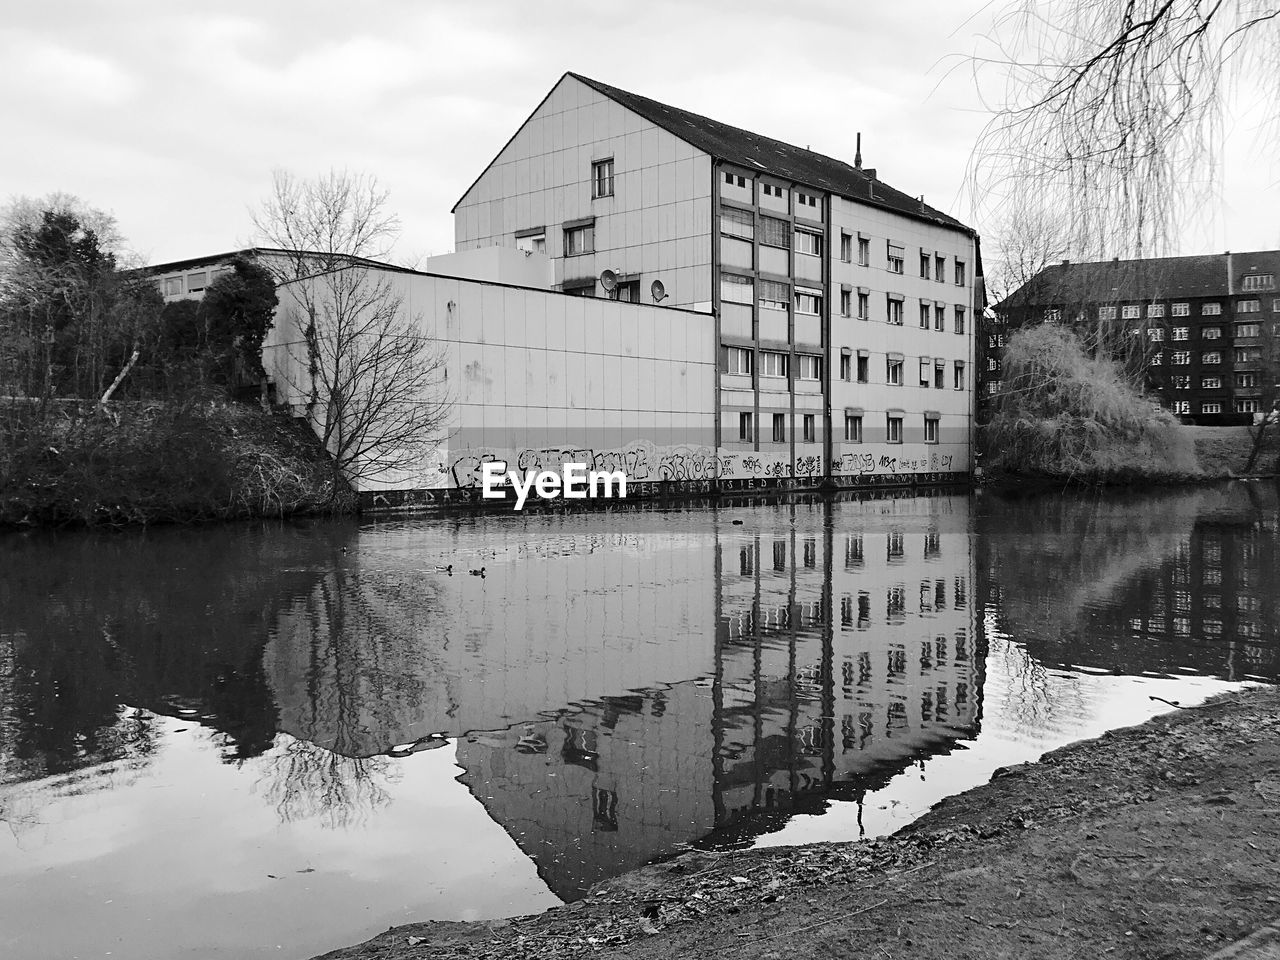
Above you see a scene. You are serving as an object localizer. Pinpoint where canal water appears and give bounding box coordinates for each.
[1,484,1276,959]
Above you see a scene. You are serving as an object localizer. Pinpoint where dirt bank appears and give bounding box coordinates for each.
[314,686,1280,960]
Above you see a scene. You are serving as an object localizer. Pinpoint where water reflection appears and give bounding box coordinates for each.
[1,485,1278,959]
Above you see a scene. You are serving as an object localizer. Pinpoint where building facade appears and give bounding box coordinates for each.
[454,73,981,486]
[991,251,1280,425]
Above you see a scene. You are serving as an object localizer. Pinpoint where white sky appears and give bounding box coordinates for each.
[4,1,1277,266]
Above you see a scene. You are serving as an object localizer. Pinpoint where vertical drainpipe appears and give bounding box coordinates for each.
[822,193,834,488]
[970,232,978,478]
[787,185,797,485]
[712,161,723,485]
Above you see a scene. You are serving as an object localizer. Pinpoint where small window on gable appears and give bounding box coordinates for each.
[591,158,614,198]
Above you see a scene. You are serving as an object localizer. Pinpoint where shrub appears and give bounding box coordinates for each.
[981,325,1200,482]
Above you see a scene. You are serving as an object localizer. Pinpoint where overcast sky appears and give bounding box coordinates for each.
[4,1,1277,267]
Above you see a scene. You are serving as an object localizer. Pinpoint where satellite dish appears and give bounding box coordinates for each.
[599,269,618,293]
[651,279,668,303]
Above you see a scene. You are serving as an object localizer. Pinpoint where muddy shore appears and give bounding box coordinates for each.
[314,686,1280,960]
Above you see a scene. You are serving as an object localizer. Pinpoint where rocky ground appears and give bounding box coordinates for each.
[315,686,1280,960]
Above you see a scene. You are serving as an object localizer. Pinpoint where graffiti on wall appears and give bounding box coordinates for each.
[445,444,960,489]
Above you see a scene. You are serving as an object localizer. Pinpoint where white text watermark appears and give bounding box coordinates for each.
[481,462,627,510]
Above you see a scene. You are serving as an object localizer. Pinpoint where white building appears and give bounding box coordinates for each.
[454,72,981,486]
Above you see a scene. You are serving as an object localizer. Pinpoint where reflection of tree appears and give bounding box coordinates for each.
[253,735,396,830]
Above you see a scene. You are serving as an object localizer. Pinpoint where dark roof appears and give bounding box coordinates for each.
[996,254,1236,311]
[571,74,971,234]
[455,72,973,235]
[143,247,398,274]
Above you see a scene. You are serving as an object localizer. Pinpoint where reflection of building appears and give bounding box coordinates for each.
[440,495,982,899]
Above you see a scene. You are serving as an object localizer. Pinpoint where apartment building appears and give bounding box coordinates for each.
[992,250,1280,425]
[454,72,981,485]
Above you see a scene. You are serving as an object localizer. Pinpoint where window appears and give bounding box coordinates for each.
[840,289,852,317]
[186,271,208,292]
[887,357,903,385]
[934,255,945,282]
[1236,347,1261,362]
[772,413,787,442]
[1098,305,1117,320]
[760,351,789,378]
[1170,375,1191,389]
[1200,351,1220,364]
[720,207,753,240]
[840,232,852,262]
[857,236,870,266]
[1173,400,1190,415]
[953,360,965,390]
[1202,302,1222,316]
[1200,376,1220,389]
[1148,328,1165,341]
[1202,402,1223,414]
[795,230,822,257]
[1172,302,1190,316]
[840,353,852,380]
[1171,351,1191,364]
[1236,372,1259,388]
[1172,327,1189,340]
[797,355,822,381]
[887,297,903,325]
[1238,299,1262,313]
[795,190,818,209]
[857,353,869,382]
[919,303,931,328]
[887,243,904,274]
[887,415,903,443]
[760,216,790,248]
[925,416,939,443]
[615,280,640,302]
[1147,303,1165,318]
[955,261,966,286]
[515,232,546,254]
[759,279,789,310]
[1236,399,1260,414]
[802,414,816,443]
[725,346,753,376]
[723,171,748,188]
[761,183,788,200]
[1044,308,1062,322]
[1242,274,1276,291]
[1236,323,1261,338]
[720,273,753,304]
[1122,305,1140,320]
[935,304,945,331]
[591,158,614,198]
[954,306,966,334]
[934,359,945,389]
[162,276,183,296]
[857,291,869,321]
[739,411,754,441]
[920,251,931,278]
[1203,326,1222,339]
[1274,300,1280,312]
[795,290,822,315]
[563,280,595,297]
[565,223,594,255]
[919,357,931,386]
[845,413,863,442]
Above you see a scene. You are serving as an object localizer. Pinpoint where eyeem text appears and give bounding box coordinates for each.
[480,462,627,510]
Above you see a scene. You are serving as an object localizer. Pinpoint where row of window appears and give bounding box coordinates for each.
[1090,298,1279,320]
[1148,324,1266,341]
[736,412,942,444]
[1168,373,1266,390]
[1172,399,1263,415]
[154,266,233,296]
[726,346,967,389]
[1155,348,1263,365]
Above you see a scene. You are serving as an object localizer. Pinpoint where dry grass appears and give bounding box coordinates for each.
[981,325,1201,482]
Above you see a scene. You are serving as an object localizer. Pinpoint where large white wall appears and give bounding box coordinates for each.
[454,74,714,311]
[263,266,718,492]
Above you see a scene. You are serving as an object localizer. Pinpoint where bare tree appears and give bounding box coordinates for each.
[252,170,449,485]
[1243,319,1280,471]
[967,1,1280,259]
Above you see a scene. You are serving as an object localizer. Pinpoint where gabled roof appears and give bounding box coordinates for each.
[143,247,399,274]
[996,254,1238,311]
[569,73,972,235]
[455,71,973,235]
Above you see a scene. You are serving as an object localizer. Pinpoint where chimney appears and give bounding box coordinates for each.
[864,168,876,180]
[854,132,862,169]
[1062,259,1071,266]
